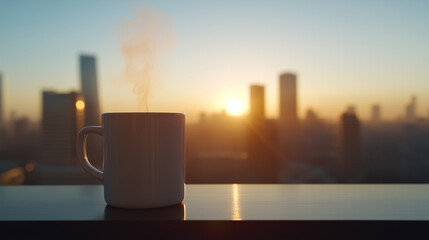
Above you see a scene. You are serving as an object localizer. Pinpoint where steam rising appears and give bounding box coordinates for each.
[121,8,175,111]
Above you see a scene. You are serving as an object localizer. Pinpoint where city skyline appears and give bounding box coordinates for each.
[1,1,429,122]
[0,65,426,125]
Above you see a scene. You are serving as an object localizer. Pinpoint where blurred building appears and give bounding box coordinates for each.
[279,73,298,126]
[80,54,102,166]
[247,85,277,182]
[249,85,265,123]
[13,117,30,140]
[80,55,100,126]
[304,109,319,126]
[0,73,4,128]
[301,108,336,168]
[0,73,6,147]
[371,104,381,122]
[339,107,361,182]
[42,91,84,164]
[405,96,416,121]
[186,111,248,183]
[278,73,299,177]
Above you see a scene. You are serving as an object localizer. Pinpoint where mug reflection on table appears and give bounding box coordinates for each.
[104,203,185,220]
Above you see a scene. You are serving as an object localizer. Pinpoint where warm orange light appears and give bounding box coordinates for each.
[76,100,85,110]
[226,98,244,116]
[232,184,242,220]
[25,163,35,172]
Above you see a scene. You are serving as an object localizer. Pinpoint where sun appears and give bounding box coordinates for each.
[226,98,244,116]
[75,99,85,111]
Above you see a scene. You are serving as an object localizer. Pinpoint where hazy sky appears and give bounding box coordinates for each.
[1,0,428,122]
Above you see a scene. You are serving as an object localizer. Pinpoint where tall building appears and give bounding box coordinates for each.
[339,107,361,182]
[42,91,85,164]
[405,96,416,121]
[80,54,102,166]
[0,74,6,146]
[278,73,299,179]
[0,73,4,127]
[371,104,381,122]
[247,85,277,183]
[279,73,297,126]
[249,85,265,123]
[80,55,101,126]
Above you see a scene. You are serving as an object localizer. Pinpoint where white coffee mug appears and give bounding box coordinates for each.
[77,112,185,208]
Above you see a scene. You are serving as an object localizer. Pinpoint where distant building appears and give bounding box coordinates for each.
[405,96,416,121]
[304,108,319,127]
[0,73,4,127]
[249,85,265,123]
[186,111,248,183]
[199,112,207,123]
[80,54,102,166]
[278,72,299,179]
[371,104,381,122]
[339,107,361,182]
[80,55,101,126]
[13,117,30,140]
[279,73,297,127]
[247,85,277,183]
[0,73,6,144]
[42,91,84,164]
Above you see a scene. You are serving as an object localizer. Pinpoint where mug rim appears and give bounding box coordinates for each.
[102,112,185,116]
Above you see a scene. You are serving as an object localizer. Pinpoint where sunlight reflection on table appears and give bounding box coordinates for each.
[232,184,242,220]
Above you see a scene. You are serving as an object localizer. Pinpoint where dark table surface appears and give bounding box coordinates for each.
[1,184,429,221]
[0,184,429,237]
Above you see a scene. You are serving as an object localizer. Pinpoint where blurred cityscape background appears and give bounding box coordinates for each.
[1,1,429,184]
[1,54,429,184]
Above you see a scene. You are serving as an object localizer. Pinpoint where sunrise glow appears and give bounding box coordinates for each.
[226,98,244,116]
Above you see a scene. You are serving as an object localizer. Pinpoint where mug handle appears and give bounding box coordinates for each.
[77,126,104,181]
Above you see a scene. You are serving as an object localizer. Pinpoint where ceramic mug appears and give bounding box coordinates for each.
[77,112,185,208]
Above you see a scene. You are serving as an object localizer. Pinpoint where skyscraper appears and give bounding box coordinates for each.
[80,55,101,126]
[0,74,6,147]
[0,73,4,127]
[279,73,297,127]
[249,85,265,123]
[278,72,299,178]
[247,85,277,183]
[42,91,84,164]
[371,104,381,122]
[80,54,102,166]
[405,96,416,121]
[339,107,361,182]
